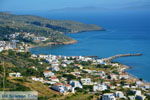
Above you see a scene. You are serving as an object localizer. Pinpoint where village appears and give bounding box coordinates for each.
[0,34,149,100]
[0,32,49,52]
[7,50,150,100]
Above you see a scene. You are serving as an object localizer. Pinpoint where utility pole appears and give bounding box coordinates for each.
[3,60,5,91]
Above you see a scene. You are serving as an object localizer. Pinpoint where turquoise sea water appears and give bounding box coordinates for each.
[14,10,150,82]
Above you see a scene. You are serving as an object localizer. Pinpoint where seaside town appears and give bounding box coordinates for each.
[0,39,150,100]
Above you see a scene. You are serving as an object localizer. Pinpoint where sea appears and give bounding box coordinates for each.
[12,10,150,82]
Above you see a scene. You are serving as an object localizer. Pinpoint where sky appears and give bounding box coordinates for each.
[0,0,150,11]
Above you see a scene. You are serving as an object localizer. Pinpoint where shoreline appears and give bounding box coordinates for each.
[113,61,150,85]
[103,53,149,84]
[27,39,77,50]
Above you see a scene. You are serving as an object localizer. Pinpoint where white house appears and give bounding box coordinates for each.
[65,84,72,91]
[38,54,48,59]
[51,83,72,93]
[123,84,130,88]
[0,47,4,52]
[43,71,55,77]
[31,77,44,82]
[110,86,116,89]
[119,74,129,80]
[51,66,60,72]
[92,71,106,78]
[93,84,107,92]
[115,91,125,99]
[136,81,144,86]
[110,74,119,80]
[31,54,38,58]
[97,59,105,64]
[49,76,59,82]
[9,72,22,77]
[143,85,150,90]
[44,80,56,85]
[51,83,67,93]
[70,80,83,89]
[51,63,59,67]
[102,93,116,100]
[61,63,67,67]
[81,78,93,85]
[132,90,142,96]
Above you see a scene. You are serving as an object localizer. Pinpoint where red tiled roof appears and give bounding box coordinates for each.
[44,70,51,73]
[65,84,71,87]
[50,77,58,79]
[54,83,64,86]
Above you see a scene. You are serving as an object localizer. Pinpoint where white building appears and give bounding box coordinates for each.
[51,66,60,71]
[51,83,67,93]
[70,80,83,89]
[93,84,107,92]
[61,63,67,67]
[0,47,4,52]
[31,54,38,58]
[136,81,144,86]
[43,71,55,77]
[51,63,59,67]
[102,93,116,100]
[132,90,142,96]
[9,72,22,77]
[44,81,56,85]
[51,83,72,93]
[119,74,129,80]
[110,74,118,80]
[65,84,72,91]
[81,78,93,85]
[115,91,125,99]
[31,77,44,82]
[49,76,59,82]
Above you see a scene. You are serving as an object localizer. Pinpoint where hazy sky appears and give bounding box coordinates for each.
[0,0,149,11]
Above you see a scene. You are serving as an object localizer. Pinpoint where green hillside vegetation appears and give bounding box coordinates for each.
[0,50,48,77]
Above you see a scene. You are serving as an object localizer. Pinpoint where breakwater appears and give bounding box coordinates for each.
[103,53,143,62]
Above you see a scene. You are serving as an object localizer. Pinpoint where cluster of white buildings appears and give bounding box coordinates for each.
[101,90,146,100]
[9,72,22,77]
[33,37,48,42]
[0,40,18,52]
[101,91,125,100]
[9,32,48,42]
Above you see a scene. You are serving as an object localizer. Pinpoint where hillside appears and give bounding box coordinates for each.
[0,12,104,45]
[0,50,96,100]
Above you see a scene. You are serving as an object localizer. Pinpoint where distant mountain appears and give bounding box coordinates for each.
[49,6,109,12]
[123,4,150,10]
[119,1,150,11]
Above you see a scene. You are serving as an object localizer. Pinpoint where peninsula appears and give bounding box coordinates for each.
[0,12,104,48]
